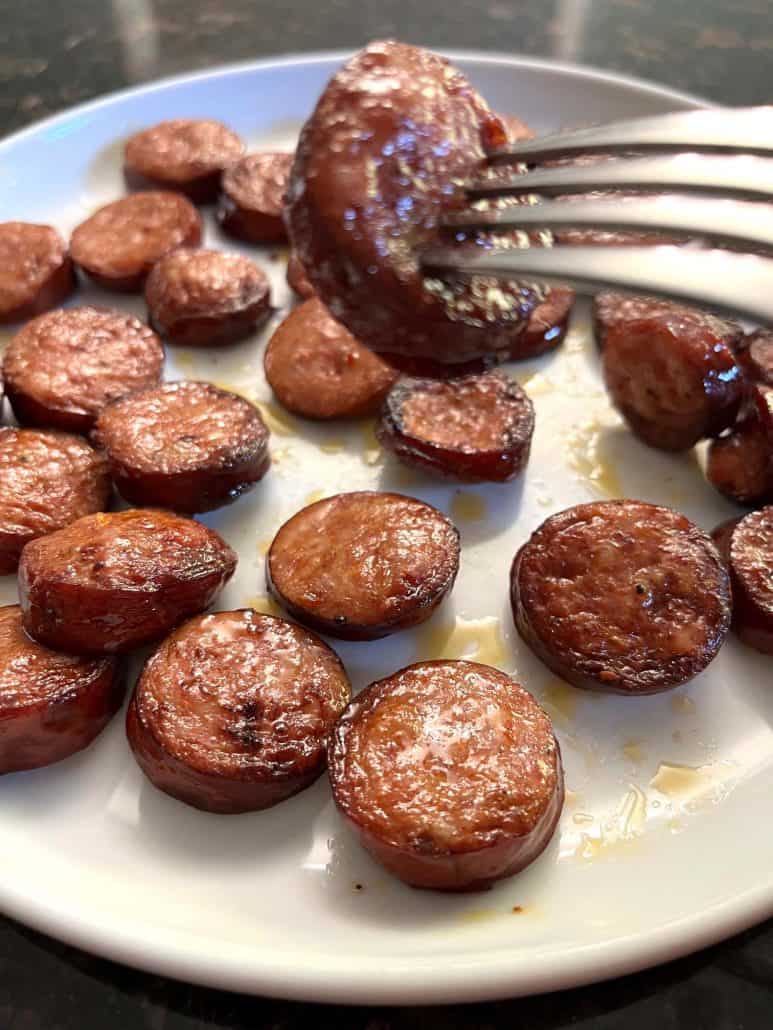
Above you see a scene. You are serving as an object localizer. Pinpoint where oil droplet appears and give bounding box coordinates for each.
[622,739,646,763]
[257,538,272,557]
[564,788,581,808]
[212,380,256,403]
[173,348,198,376]
[458,908,498,925]
[258,402,299,436]
[573,812,594,825]
[565,418,623,498]
[616,784,647,837]
[304,489,325,506]
[415,616,508,667]
[244,595,283,617]
[320,439,345,455]
[649,762,714,801]
[536,494,553,507]
[670,695,696,715]
[541,679,578,723]
[668,816,686,833]
[392,464,422,487]
[519,372,553,396]
[575,833,603,860]
[360,420,383,466]
[672,729,683,744]
[450,491,487,523]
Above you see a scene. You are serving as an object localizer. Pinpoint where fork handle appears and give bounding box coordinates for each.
[488,106,773,163]
[420,245,773,326]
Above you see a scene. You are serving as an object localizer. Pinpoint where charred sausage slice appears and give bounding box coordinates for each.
[124,119,244,204]
[735,330,773,386]
[592,292,738,351]
[602,304,745,450]
[2,306,164,433]
[217,153,293,243]
[712,507,773,655]
[127,609,351,813]
[706,384,773,506]
[70,192,202,292]
[19,509,237,655]
[0,605,123,774]
[0,428,110,573]
[0,222,75,324]
[94,381,270,513]
[511,500,731,694]
[144,248,271,346]
[264,298,398,419]
[376,371,534,482]
[328,659,564,891]
[267,491,460,640]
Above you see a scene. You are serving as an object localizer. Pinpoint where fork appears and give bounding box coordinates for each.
[421,106,773,324]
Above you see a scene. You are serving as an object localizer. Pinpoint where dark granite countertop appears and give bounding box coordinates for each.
[1,0,773,1025]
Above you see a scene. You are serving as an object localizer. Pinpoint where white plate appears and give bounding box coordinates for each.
[0,50,770,1006]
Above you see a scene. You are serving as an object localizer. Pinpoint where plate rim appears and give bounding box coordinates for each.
[2,49,762,1007]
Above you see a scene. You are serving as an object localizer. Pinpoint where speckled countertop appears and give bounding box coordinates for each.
[1,1,773,1027]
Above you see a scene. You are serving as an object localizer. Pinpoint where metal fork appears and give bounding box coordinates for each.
[421,106,773,325]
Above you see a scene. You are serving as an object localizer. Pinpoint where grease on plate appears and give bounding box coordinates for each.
[258,401,300,436]
[622,739,646,764]
[359,420,383,466]
[649,762,719,802]
[320,438,345,454]
[565,418,623,498]
[541,679,578,723]
[670,695,696,716]
[415,615,509,668]
[450,491,487,523]
[244,595,283,617]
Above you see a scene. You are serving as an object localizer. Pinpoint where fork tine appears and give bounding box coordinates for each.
[440,195,773,255]
[487,106,773,163]
[467,154,773,202]
[420,245,773,326]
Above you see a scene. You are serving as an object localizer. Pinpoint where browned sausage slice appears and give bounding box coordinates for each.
[511,500,731,694]
[0,222,75,324]
[124,119,244,204]
[70,192,202,292]
[286,253,316,299]
[267,491,460,640]
[377,371,534,482]
[602,304,745,450]
[712,507,773,654]
[127,609,351,813]
[2,306,164,433]
[0,605,123,774]
[287,41,541,364]
[94,381,270,513]
[592,292,736,350]
[0,428,111,573]
[264,298,398,419]
[19,509,237,655]
[328,659,564,891]
[735,330,773,386]
[144,248,271,346]
[706,384,773,506]
[218,153,293,243]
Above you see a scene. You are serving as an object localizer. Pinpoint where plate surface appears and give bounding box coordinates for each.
[0,51,770,1006]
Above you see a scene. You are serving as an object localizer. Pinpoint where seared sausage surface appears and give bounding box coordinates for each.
[592,292,733,350]
[218,153,293,243]
[712,507,773,654]
[735,330,773,386]
[0,428,110,573]
[286,254,316,299]
[267,491,460,639]
[19,509,237,655]
[2,306,164,433]
[706,384,773,506]
[124,119,244,203]
[70,192,202,291]
[144,248,271,346]
[328,659,564,891]
[127,608,351,813]
[0,222,75,324]
[286,40,541,364]
[377,371,534,482]
[0,605,123,774]
[602,304,744,450]
[264,299,398,419]
[94,381,270,513]
[511,500,731,694]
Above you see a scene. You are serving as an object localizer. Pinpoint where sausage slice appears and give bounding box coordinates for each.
[217,153,293,243]
[144,248,271,346]
[286,253,316,299]
[70,192,202,292]
[499,114,536,142]
[94,381,270,513]
[127,609,351,813]
[328,659,564,891]
[267,491,460,639]
[602,304,745,450]
[19,509,237,655]
[706,384,773,506]
[0,222,75,324]
[592,292,735,351]
[377,371,534,482]
[0,605,123,774]
[712,507,773,654]
[735,330,773,386]
[124,119,244,203]
[2,306,164,433]
[0,428,110,573]
[511,500,731,694]
[264,299,398,419]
